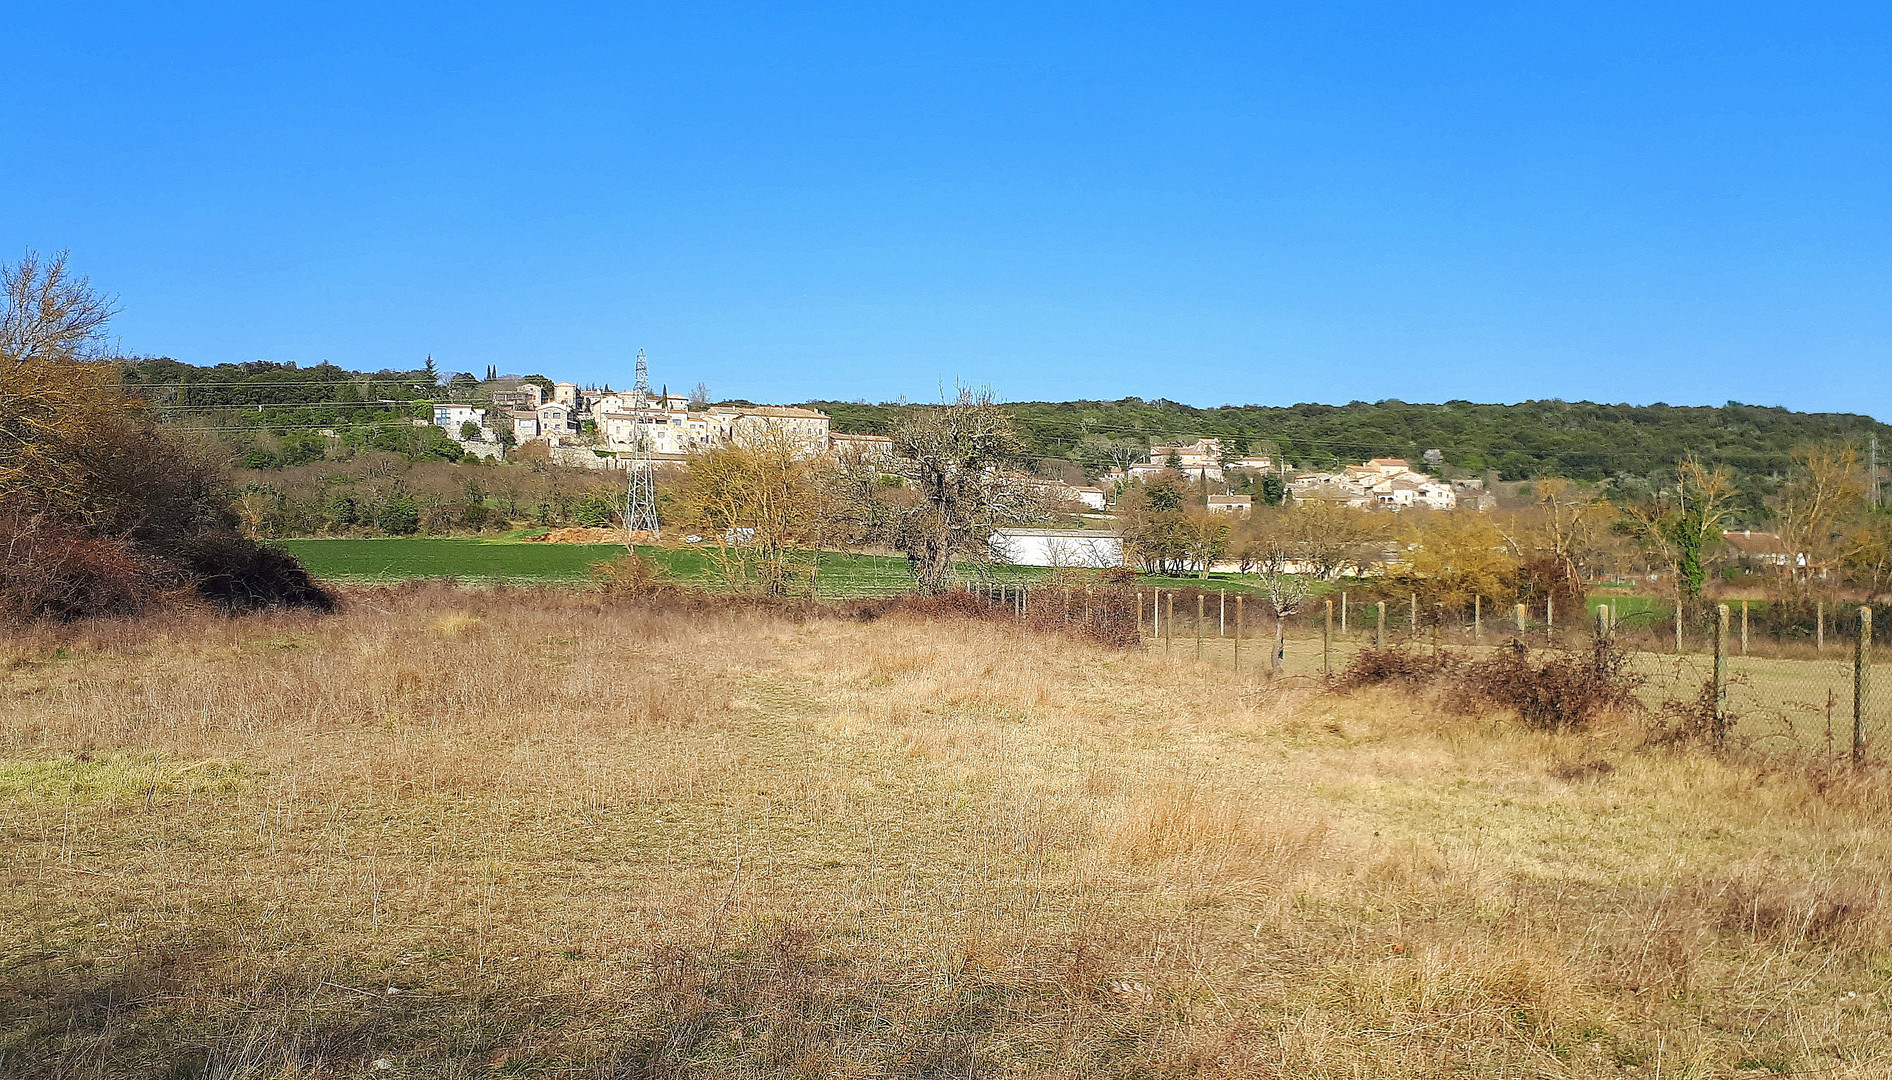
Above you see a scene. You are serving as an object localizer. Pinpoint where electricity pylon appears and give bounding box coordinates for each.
[624,348,660,543]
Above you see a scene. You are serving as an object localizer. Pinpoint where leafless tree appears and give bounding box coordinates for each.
[2,251,128,509]
[835,389,1048,592]
[1,250,117,364]
[1243,518,1316,677]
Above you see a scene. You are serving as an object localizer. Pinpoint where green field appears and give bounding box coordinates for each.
[275,537,925,595]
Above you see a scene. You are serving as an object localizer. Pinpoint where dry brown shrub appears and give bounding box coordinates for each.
[589,549,671,597]
[1,253,336,622]
[1341,639,1641,732]
[0,511,179,621]
[1339,644,1463,688]
[1461,638,1641,731]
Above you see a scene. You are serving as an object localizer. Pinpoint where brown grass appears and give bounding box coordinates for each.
[3,584,1890,1077]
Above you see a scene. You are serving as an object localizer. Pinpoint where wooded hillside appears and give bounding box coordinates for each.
[810,397,1891,486]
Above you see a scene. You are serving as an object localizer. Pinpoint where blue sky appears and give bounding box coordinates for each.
[5,3,1889,416]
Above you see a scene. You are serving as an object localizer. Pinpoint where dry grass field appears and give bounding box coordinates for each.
[3,586,1890,1078]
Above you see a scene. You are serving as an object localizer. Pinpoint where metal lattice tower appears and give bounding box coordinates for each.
[624,348,660,542]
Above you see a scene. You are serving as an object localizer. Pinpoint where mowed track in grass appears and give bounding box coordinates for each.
[276,537,923,594]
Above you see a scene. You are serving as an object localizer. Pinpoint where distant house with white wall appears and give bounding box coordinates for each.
[488,380,544,410]
[1206,494,1251,514]
[990,528,1124,569]
[829,432,896,464]
[536,402,574,440]
[592,400,833,458]
[1012,478,1109,511]
[433,404,486,432]
[1138,438,1225,482]
[1288,458,1460,511]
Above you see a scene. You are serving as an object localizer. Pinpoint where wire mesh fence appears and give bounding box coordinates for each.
[1113,585,1884,762]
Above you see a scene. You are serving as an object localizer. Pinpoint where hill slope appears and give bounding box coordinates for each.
[810,397,1891,484]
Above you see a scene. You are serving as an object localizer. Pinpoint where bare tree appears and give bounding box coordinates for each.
[848,389,1047,592]
[1234,500,1386,581]
[1771,444,1868,592]
[1,251,129,510]
[1,251,116,363]
[1243,518,1316,677]
[1621,456,1737,612]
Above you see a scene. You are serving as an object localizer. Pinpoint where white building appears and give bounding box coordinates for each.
[595,401,832,457]
[535,402,574,439]
[1206,494,1252,514]
[1287,457,1460,511]
[829,432,896,464]
[433,404,486,431]
[990,529,1125,569]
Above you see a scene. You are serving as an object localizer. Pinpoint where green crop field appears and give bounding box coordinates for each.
[274,537,925,595]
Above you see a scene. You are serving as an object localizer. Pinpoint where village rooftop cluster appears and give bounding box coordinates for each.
[430,376,1497,514]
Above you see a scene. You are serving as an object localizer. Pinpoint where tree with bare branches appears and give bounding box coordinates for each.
[1,251,129,512]
[672,429,822,594]
[1770,444,1868,593]
[830,390,1048,592]
[1239,514,1317,677]
[1621,456,1737,612]
[1,251,334,620]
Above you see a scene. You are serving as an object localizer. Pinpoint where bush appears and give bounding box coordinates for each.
[1339,645,1462,689]
[0,252,339,622]
[0,512,175,622]
[571,490,621,528]
[186,532,339,614]
[591,551,669,597]
[1462,639,1641,732]
[378,495,421,535]
[1339,639,1642,732]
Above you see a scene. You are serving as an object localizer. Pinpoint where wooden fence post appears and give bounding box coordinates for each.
[1818,601,1825,654]
[1674,600,1683,654]
[1324,598,1333,676]
[1137,590,1144,637]
[1196,594,1204,662]
[1375,601,1387,647]
[1546,597,1554,646]
[1515,602,1526,635]
[1856,607,1873,765]
[1165,592,1174,657]
[1219,590,1227,637]
[1235,595,1244,672]
[1341,590,1349,634]
[1741,600,1749,656]
[1473,595,1481,644]
[1714,604,1730,748]
[1410,593,1418,638]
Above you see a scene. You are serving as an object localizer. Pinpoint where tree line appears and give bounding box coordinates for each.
[810,396,1892,508]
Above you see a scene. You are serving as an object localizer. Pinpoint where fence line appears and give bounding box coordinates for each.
[1121,586,1883,761]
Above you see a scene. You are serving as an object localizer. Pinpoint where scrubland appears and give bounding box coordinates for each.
[2,587,1889,1078]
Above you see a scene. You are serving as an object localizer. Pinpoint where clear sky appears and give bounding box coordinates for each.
[5,3,1889,417]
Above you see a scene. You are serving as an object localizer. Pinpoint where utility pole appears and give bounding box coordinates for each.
[624,348,660,544]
